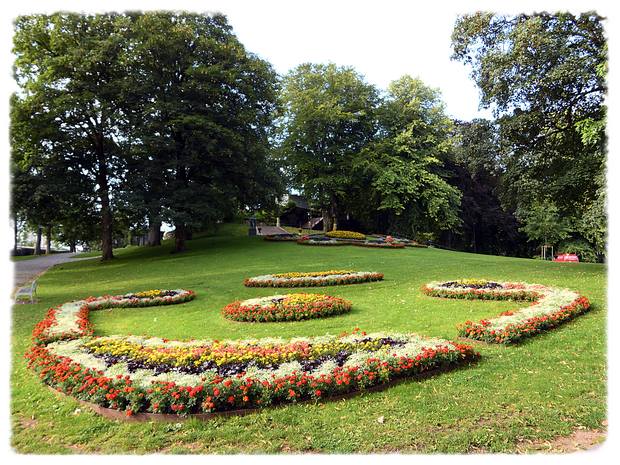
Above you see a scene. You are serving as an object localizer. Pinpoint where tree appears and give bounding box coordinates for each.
[124,12,281,252]
[446,119,525,255]
[278,63,379,231]
[350,76,461,237]
[517,199,572,254]
[451,12,606,238]
[13,13,133,260]
[10,93,94,255]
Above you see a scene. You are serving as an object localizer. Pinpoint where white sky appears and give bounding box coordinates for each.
[219,2,493,121]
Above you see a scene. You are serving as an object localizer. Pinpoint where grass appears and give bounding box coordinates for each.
[11,255,39,262]
[11,223,606,453]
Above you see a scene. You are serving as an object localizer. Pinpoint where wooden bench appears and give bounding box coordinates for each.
[15,280,38,303]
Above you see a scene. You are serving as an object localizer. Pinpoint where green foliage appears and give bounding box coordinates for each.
[12,12,283,255]
[12,13,135,259]
[349,76,461,236]
[517,200,572,247]
[277,63,379,229]
[557,239,598,263]
[447,119,525,255]
[577,172,606,258]
[124,12,281,242]
[451,12,607,255]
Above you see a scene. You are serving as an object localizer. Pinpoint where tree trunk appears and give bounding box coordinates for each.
[45,224,52,254]
[13,216,18,254]
[174,223,186,253]
[322,210,333,233]
[147,220,162,246]
[69,241,76,253]
[94,132,114,261]
[35,225,42,255]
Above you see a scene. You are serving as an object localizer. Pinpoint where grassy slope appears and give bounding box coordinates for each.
[11,224,606,453]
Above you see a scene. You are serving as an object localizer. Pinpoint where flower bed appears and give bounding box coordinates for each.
[244,270,384,287]
[27,323,479,417]
[325,230,366,240]
[263,234,299,242]
[32,289,196,346]
[297,238,347,246]
[222,293,352,322]
[354,241,406,249]
[421,280,590,343]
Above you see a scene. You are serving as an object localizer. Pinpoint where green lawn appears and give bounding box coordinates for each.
[11,224,606,453]
[11,255,40,262]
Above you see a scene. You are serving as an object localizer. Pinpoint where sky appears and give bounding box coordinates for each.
[216,2,494,121]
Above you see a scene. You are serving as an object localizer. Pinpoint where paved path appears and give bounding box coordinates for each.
[256,225,290,236]
[13,253,96,289]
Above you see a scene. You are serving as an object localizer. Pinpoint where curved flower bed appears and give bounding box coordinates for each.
[422,280,590,344]
[297,238,347,246]
[222,293,352,322]
[32,289,196,345]
[244,270,384,288]
[27,320,478,417]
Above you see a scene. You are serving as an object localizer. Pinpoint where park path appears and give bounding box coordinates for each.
[256,225,289,235]
[13,253,96,289]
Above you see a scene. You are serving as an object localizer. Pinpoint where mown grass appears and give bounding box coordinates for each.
[11,223,606,453]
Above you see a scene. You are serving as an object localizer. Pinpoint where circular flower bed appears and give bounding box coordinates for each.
[222,293,352,322]
[244,270,384,287]
[422,280,590,343]
[325,230,366,240]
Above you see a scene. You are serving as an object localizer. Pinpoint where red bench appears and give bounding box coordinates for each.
[553,253,579,262]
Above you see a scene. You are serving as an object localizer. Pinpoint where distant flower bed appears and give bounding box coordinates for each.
[297,238,346,246]
[263,234,299,241]
[354,241,406,249]
[244,270,384,287]
[28,326,478,417]
[222,293,352,322]
[325,230,366,240]
[422,280,590,343]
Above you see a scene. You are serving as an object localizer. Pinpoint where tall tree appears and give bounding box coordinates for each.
[517,199,572,255]
[451,12,606,234]
[350,76,461,237]
[278,63,379,231]
[446,119,525,255]
[13,13,133,260]
[125,12,281,252]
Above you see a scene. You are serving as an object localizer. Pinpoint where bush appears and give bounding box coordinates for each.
[558,239,599,263]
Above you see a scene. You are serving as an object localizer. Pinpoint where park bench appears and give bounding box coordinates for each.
[15,280,38,303]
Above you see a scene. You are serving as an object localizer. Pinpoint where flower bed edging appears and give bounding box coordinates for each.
[222,293,352,322]
[46,357,476,422]
[244,270,384,288]
[422,280,590,344]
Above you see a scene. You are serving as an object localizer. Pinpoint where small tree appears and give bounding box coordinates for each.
[517,200,572,257]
